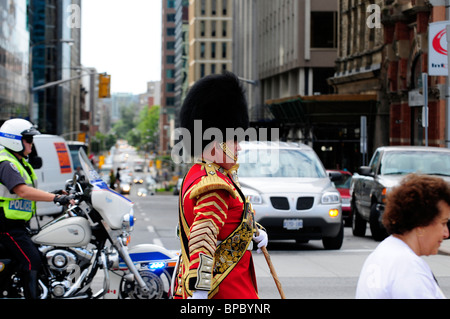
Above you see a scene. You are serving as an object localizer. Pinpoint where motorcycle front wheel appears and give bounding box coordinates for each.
[120,269,171,299]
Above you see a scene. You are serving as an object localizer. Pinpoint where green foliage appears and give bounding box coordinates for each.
[111,103,160,150]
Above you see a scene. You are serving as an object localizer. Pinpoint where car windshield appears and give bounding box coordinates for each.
[334,174,352,189]
[238,148,327,178]
[380,151,450,176]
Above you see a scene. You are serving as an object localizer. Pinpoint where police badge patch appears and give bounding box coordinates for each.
[9,162,19,173]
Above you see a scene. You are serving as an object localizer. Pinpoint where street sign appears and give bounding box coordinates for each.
[429,21,450,76]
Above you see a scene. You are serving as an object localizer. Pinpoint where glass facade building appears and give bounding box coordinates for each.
[0,0,30,122]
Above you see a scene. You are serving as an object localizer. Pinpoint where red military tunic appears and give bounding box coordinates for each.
[173,161,258,299]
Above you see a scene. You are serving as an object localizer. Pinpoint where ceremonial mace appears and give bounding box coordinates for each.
[256,228,286,299]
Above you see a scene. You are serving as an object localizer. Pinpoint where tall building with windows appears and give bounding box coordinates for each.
[30,0,82,136]
[188,0,233,86]
[233,0,338,122]
[174,0,189,128]
[0,0,30,122]
[160,0,176,155]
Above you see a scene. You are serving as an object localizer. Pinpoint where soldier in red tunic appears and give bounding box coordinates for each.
[173,72,268,299]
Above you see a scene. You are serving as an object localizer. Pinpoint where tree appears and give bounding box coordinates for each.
[136,105,160,150]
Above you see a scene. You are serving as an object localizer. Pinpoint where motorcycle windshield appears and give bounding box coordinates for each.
[78,148,109,190]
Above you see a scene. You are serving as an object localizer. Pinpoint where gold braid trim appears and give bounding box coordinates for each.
[189,163,236,199]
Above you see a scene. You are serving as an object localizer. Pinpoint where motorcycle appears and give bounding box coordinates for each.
[0,148,178,299]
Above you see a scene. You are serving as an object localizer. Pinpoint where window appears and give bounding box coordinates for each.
[222,21,227,36]
[166,83,175,92]
[211,21,216,37]
[211,0,216,15]
[166,97,175,106]
[166,55,175,64]
[167,14,175,22]
[200,21,205,37]
[222,0,228,15]
[200,64,205,77]
[200,42,206,58]
[211,42,216,58]
[166,41,175,50]
[222,43,227,58]
[311,12,337,48]
[201,0,206,15]
[167,28,175,36]
[166,69,175,78]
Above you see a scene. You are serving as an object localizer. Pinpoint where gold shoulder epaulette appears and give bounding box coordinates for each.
[189,163,236,199]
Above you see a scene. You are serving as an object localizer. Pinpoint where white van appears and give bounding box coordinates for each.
[29,135,74,216]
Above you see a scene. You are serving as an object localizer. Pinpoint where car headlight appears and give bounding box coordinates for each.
[246,194,263,205]
[122,209,135,232]
[321,192,340,205]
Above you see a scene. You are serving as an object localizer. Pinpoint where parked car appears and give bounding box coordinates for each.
[238,141,343,250]
[327,170,353,225]
[351,146,450,241]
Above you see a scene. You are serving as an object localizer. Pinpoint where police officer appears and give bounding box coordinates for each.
[0,118,73,299]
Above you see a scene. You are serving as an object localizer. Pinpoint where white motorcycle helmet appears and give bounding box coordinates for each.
[0,118,41,153]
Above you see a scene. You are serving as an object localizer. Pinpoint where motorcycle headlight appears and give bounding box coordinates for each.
[321,192,340,205]
[122,209,135,232]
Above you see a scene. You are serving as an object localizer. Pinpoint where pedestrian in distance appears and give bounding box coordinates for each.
[0,118,74,299]
[115,167,121,184]
[109,169,116,189]
[172,72,268,299]
[356,174,450,299]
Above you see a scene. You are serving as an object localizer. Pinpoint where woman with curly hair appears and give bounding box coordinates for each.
[356,174,450,299]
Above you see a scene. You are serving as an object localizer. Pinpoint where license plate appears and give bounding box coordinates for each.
[283,219,303,230]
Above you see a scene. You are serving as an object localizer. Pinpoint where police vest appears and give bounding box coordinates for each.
[0,149,38,221]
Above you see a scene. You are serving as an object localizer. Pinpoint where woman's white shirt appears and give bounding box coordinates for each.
[356,235,445,299]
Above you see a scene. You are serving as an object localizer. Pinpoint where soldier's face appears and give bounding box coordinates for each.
[217,140,240,170]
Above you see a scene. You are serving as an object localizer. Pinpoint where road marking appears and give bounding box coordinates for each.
[146,225,163,246]
[339,249,374,253]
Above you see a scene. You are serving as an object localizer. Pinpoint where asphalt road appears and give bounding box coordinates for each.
[124,190,450,299]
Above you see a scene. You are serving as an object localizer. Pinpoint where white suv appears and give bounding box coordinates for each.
[238,141,343,249]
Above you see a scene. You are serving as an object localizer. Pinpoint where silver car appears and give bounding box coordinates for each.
[238,141,343,249]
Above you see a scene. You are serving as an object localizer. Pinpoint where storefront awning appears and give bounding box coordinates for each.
[265,94,378,126]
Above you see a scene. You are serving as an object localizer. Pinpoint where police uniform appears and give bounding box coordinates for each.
[0,148,42,288]
[173,72,265,299]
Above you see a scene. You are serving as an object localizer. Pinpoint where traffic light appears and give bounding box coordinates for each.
[98,73,111,98]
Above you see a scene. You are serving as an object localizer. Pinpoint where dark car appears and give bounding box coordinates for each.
[351,146,450,241]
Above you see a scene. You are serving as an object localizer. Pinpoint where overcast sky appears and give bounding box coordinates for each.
[81,0,162,95]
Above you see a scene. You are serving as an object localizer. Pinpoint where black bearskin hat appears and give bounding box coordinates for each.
[179,71,249,157]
